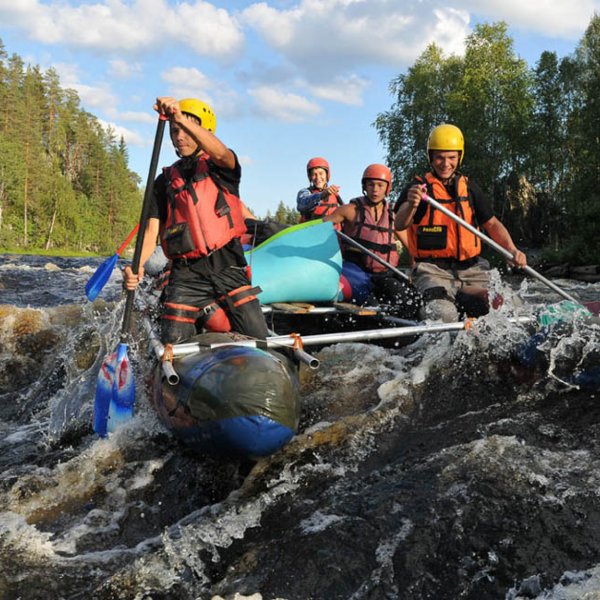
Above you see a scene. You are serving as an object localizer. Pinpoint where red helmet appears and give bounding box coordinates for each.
[306,157,330,180]
[361,163,392,195]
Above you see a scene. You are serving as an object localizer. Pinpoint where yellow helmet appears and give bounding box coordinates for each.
[178,98,217,133]
[427,124,464,165]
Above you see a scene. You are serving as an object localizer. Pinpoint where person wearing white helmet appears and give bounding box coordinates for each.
[296,156,343,221]
[325,164,422,320]
[395,123,527,322]
[123,96,268,343]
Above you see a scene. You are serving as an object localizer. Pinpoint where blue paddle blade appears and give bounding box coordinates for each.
[93,342,136,437]
[86,253,119,301]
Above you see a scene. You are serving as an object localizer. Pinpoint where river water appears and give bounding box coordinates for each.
[0,253,599,600]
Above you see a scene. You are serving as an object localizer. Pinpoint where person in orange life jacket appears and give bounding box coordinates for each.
[394,123,527,323]
[123,97,268,343]
[296,157,343,221]
[324,164,423,320]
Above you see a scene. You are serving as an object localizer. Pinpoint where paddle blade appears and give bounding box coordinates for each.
[93,342,136,437]
[86,254,119,301]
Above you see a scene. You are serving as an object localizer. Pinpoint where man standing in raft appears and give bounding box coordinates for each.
[123,97,268,343]
[394,124,527,322]
[296,157,343,221]
[324,164,422,320]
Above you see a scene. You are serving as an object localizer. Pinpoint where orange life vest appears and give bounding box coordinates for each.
[342,197,399,273]
[160,157,246,260]
[406,172,480,261]
[299,188,343,222]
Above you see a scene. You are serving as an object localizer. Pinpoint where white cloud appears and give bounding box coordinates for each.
[68,83,118,112]
[98,119,145,146]
[50,62,81,87]
[249,86,321,122]
[0,0,244,59]
[161,66,214,102]
[242,0,470,74]
[160,66,242,119]
[308,74,370,106]
[109,59,142,80]
[242,0,600,80]
[118,110,156,124]
[461,0,599,38]
[170,1,246,58]
[242,1,299,47]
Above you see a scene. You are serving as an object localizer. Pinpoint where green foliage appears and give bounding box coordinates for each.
[269,200,299,225]
[0,39,142,254]
[376,16,600,266]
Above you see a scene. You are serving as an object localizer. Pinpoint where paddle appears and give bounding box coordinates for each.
[166,316,534,356]
[93,115,167,437]
[421,193,580,305]
[85,224,140,301]
[336,229,411,282]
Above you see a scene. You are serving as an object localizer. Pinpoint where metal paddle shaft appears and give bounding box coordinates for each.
[167,316,533,355]
[422,193,579,304]
[120,116,167,339]
[336,229,410,282]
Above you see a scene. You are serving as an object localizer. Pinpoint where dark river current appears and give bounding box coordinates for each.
[0,253,599,600]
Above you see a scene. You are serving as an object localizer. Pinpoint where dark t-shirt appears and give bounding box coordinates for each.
[151,151,246,275]
[395,173,494,226]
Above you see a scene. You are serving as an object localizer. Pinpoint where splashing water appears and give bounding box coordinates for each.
[1,254,599,599]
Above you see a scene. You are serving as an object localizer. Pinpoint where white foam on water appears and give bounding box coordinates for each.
[299,509,345,534]
[508,564,600,599]
[348,517,414,600]
[0,511,56,559]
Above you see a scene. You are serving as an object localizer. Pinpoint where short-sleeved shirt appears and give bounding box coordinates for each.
[395,174,494,226]
[150,151,246,275]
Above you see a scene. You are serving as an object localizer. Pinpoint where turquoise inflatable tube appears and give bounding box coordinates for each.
[245,220,342,304]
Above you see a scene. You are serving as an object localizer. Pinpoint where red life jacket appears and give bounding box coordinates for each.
[160,157,246,260]
[342,197,399,273]
[406,172,480,261]
[299,188,343,222]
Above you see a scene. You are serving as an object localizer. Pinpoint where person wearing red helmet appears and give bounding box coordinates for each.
[324,164,422,320]
[296,157,343,221]
[395,123,526,322]
[123,96,268,343]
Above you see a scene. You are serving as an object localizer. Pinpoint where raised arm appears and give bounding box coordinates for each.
[154,96,235,170]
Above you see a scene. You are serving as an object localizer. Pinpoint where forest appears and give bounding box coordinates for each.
[1,15,599,263]
[376,17,600,264]
[0,41,141,255]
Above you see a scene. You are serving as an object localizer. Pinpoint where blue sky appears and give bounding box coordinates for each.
[0,0,598,217]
